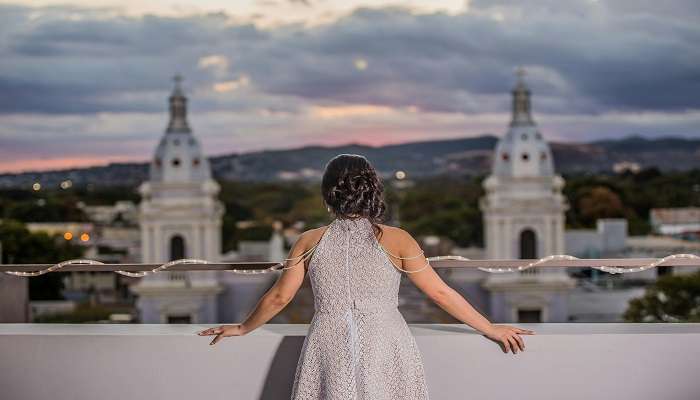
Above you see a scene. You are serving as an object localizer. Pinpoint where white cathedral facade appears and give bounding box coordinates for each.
[133,77,284,324]
[132,77,225,323]
[479,70,576,322]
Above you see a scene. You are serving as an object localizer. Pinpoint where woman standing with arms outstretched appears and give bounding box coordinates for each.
[198,154,535,399]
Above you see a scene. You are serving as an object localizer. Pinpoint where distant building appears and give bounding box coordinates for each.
[132,76,225,324]
[217,222,286,324]
[28,300,76,320]
[131,77,289,324]
[222,224,286,263]
[0,274,28,322]
[618,235,700,277]
[479,69,576,323]
[650,207,700,237]
[79,201,138,226]
[26,222,94,242]
[612,161,641,174]
[24,222,121,303]
[565,219,628,259]
[563,218,700,321]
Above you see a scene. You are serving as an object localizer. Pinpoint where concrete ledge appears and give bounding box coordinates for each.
[1,323,699,400]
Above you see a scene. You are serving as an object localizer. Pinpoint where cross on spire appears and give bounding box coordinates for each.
[166,73,191,133]
[510,66,534,126]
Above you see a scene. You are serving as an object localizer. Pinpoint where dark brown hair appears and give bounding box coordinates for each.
[321,154,387,237]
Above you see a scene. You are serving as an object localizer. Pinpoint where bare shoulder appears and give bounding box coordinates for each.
[376,223,417,247]
[295,223,330,246]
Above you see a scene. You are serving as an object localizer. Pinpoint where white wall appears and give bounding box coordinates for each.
[0,275,28,322]
[1,323,699,400]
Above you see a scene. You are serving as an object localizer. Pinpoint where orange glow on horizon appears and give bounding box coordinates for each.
[309,104,396,119]
[0,156,146,175]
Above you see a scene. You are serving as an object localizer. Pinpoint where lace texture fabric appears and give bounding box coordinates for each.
[291,217,430,400]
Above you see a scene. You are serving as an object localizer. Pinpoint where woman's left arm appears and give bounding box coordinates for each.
[197,229,316,345]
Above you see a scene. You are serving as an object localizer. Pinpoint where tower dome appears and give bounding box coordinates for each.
[149,75,212,184]
[491,68,554,178]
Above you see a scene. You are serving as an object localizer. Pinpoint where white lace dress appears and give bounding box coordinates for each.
[291,217,430,399]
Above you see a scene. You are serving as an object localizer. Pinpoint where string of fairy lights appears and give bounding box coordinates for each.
[430,253,700,274]
[2,241,698,277]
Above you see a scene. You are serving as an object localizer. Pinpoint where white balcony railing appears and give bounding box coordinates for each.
[1,323,699,400]
[1,257,699,399]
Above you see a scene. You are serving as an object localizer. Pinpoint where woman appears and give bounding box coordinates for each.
[198,154,535,399]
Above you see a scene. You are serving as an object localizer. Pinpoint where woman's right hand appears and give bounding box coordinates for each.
[483,324,535,354]
[197,324,248,346]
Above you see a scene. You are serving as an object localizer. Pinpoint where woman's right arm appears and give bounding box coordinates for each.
[394,229,535,353]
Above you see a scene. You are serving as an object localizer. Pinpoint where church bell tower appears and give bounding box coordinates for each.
[479,68,575,323]
[133,76,224,324]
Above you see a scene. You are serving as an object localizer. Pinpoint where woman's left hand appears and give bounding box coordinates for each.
[483,324,534,354]
[197,324,248,345]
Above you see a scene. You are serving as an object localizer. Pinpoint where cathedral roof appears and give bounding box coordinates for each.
[491,68,555,178]
[149,76,212,184]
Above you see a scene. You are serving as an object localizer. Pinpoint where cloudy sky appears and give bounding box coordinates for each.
[0,0,699,173]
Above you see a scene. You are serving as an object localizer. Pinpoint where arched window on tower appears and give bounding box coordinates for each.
[169,234,188,283]
[170,235,186,260]
[519,228,538,274]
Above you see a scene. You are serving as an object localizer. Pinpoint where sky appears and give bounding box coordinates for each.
[0,0,699,173]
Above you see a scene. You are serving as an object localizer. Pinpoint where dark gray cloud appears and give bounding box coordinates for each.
[0,1,698,117]
[250,5,700,113]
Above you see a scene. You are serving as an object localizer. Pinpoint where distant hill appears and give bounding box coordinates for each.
[209,135,499,182]
[550,135,700,173]
[1,134,698,188]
